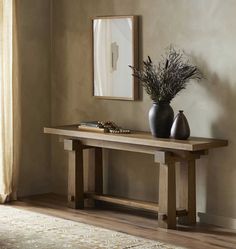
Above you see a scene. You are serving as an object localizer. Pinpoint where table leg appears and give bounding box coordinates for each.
[64,139,84,209]
[95,147,103,194]
[187,160,196,224]
[155,152,176,229]
[178,160,196,225]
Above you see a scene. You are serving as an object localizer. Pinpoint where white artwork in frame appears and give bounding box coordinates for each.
[93,16,139,100]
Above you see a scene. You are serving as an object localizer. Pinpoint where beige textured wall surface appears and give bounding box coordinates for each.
[51,0,236,224]
[16,0,51,196]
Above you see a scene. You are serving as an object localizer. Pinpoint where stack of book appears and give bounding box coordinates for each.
[78,121,109,133]
[78,121,131,134]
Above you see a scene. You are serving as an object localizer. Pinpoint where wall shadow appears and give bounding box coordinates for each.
[193,55,236,226]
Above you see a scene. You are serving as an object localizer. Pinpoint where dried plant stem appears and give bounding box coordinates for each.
[129,47,202,103]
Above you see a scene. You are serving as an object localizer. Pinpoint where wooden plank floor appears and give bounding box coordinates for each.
[7,193,236,249]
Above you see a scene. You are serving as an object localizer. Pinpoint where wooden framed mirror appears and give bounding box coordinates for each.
[92,15,139,100]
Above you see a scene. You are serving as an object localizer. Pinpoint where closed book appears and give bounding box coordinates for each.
[78,125,108,133]
[79,121,100,128]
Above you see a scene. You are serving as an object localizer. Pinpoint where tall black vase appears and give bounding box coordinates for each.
[170,110,190,140]
[148,102,174,138]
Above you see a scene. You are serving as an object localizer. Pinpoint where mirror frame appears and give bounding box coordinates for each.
[92,15,139,101]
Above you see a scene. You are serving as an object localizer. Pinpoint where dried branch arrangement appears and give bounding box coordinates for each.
[129,47,202,103]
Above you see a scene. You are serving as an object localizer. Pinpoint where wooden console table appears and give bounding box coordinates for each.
[44,125,228,229]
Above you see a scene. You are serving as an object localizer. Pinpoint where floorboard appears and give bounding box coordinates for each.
[7,193,236,249]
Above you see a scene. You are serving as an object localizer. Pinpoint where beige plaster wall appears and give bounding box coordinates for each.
[16,0,51,196]
[51,0,236,226]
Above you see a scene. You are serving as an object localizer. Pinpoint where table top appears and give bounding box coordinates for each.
[44,125,228,152]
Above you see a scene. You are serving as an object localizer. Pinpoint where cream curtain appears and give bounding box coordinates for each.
[0,0,14,203]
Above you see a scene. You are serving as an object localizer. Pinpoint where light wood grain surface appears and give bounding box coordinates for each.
[44,125,228,152]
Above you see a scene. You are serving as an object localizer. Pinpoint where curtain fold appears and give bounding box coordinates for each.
[12,0,20,202]
[0,0,14,203]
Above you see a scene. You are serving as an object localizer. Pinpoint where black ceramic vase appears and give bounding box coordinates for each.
[170,110,190,140]
[148,102,174,138]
